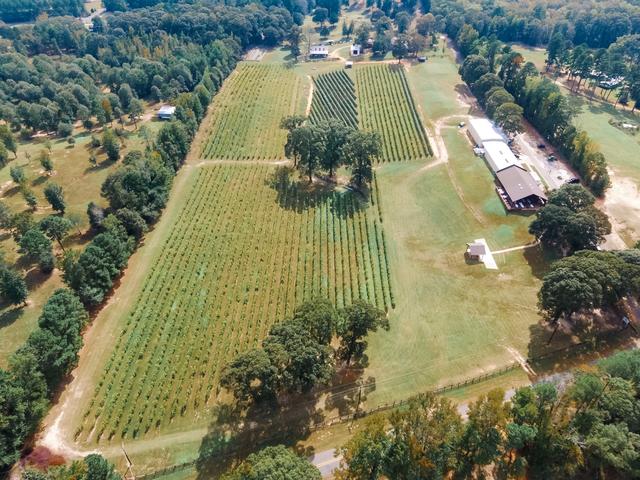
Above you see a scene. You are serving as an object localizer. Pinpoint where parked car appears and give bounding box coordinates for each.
[417,56,427,62]
[537,143,546,149]
[567,177,580,184]
[547,155,557,161]
[458,121,466,128]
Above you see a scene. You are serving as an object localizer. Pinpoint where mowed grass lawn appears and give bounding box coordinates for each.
[0,119,161,367]
[76,163,393,443]
[364,130,544,405]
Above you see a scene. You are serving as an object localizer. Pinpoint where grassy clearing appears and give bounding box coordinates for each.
[200,63,303,160]
[78,163,393,443]
[363,136,544,407]
[355,64,431,162]
[309,70,358,128]
[0,117,161,367]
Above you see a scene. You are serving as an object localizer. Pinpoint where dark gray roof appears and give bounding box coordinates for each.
[496,165,548,203]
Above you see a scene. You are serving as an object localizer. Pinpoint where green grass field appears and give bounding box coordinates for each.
[200,63,303,160]
[355,64,431,161]
[363,131,544,405]
[77,163,393,443]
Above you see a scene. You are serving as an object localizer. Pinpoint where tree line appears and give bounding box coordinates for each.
[547,33,640,111]
[457,28,611,195]
[0,0,278,469]
[0,0,84,23]
[0,3,294,137]
[215,347,640,479]
[433,0,640,49]
[334,348,640,479]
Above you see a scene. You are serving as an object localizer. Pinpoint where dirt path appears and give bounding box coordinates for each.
[305,76,314,116]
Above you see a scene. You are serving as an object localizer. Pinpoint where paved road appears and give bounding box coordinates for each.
[310,449,342,478]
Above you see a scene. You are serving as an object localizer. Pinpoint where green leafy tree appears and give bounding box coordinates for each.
[10,166,26,186]
[493,102,524,135]
[335,415,390,480]
[128,98,144,129]
[292,297,339,345]
[221,445,321,480]
[0,124,17,158]
[102,128,120,163]
[39,150,53,175]
[18,228,52,263]
[44,183,66,214]
[220,349,278,403]
[40,215,73,251]
[0,268,28,305]
[344,131,381,190]
[337,300,388,364]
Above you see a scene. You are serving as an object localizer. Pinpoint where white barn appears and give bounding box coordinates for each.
[468,118,506,146]
[483,140,518,173]
[309,45,329,58]
[351,44,362,56]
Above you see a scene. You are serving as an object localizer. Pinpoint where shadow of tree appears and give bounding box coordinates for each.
[265,166,369,217]
[195,365,372,479]
[0,305,24,330]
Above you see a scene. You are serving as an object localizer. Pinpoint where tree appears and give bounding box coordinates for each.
[57,122,73,138]
[416,14,435,36]
[39,150,53,175]
[320,120,352,177]
[44,183,66,214]
[337,301,388,364]
[18,228,52,263]
[220,348,278,403]
[22,189,38,210]
[472,73,503,105]
[0,124,17,158]
[335,415,390,480]
[102,128,120,162]
[460,55,490,84]
[456,24,479,58]
[221,445,321,480]
[293,124,325,183]
[384,394,463,479]
[292,297,339,345]
[263,320,334,393]
[117,83,134,112]
[287,25,302,58]
[10,166,26,186]
[40,215,73,251]
[281,115,307,166]
[493,102,523,135]
[156,122,190,171]
[486,88,515,117]
[343,131,381,189]
[395,12,410,33]
[0,268,28,305]
[392,35,409,62]
[114,208,147,240]
[128,98,144,129]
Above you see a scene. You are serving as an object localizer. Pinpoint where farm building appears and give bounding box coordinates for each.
[483,139,518,173]
[310,45,329,58]
[466,242,486,261]
[157,105,176,120]
[496,165,547,210]
[351,44,362,56]
[467,118,506,146]
[345,61,353,68]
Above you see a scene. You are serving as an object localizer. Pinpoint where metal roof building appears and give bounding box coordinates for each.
[309,45,329,58]
[157,105,176,120]
[468,118,506,146]
[483,140,518,173]
[496,165,547,208]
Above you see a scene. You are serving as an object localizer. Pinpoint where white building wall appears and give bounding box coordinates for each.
[468,118,505,146]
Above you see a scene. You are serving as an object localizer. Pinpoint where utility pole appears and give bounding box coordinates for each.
[121,441,136,480]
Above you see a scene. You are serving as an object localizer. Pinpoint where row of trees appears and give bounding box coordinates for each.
[0,1,243,467]
[457,28,611,195]
[0,3,293,137]
[221,298,389,404]
[335,348,640,479]
[0,0,84,23]
[22,454,122,480]
[281,116,381,189]
[547,33,640,111]
[434,0,640,49]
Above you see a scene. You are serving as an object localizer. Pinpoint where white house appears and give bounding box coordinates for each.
[350,44,362,56]
[309,44,329,58]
